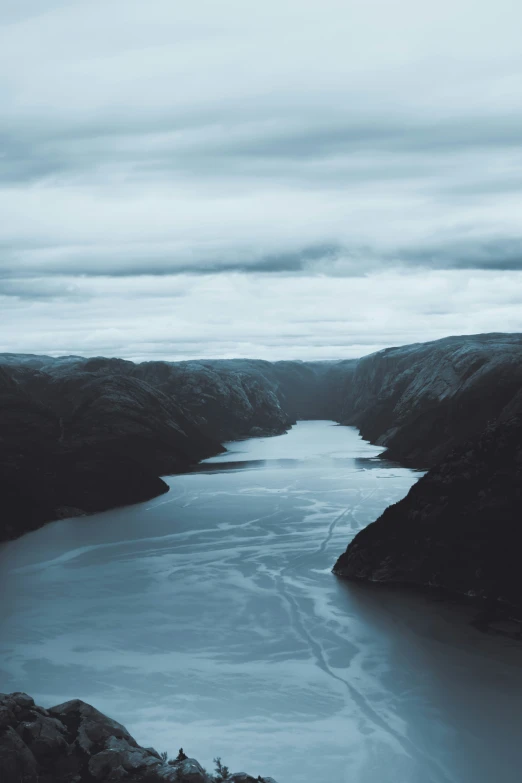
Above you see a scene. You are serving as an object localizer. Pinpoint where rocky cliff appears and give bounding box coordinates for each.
[0,361,222,540]
[0,692,279,783]
[340,333,522,466]
[334,394,522,608]
[0,355,334,541]
[333,334,522,609]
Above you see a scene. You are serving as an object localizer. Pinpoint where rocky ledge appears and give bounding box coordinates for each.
[0,692,279,783]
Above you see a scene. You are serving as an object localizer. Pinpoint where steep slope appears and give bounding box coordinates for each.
[341,333,522,466]
[130,358,351,438]
[334,393,522,608]
[0,357,329,540]
[2,355,356,440]
[130,359,294,440]
[0,368,175,540]
[36,368,221,474]
[0,365,224,541]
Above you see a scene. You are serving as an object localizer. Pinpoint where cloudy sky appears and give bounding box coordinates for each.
[1,0,522,360]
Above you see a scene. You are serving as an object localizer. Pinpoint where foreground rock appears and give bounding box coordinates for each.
[0,692,279,783]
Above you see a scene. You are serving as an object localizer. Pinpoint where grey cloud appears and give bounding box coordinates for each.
[3,236,522,291]
[3,113,522,187]
[0,276,89,301]
[1,0,522,358]
[397,237,522,272]
[0,0,69,24]
[0,242,345,282]
[215,118,522,160]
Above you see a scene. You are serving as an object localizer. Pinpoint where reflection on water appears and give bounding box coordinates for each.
[192,458,302,472]
[0,421,521,783]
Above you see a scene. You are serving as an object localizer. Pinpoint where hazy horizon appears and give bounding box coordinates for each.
[2,328,520,365]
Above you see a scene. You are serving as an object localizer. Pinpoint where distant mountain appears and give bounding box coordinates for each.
[337,332,522,466]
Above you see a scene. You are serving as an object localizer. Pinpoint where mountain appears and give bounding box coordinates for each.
[2,332,522,615]
[333,334,522,611]
[338,332,522,466]
[333,403,522,609]
[0,356,330,540]
[0,368,185,538]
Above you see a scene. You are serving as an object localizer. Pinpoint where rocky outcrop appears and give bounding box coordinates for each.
[334,390,522,609]
[0,692,279,783]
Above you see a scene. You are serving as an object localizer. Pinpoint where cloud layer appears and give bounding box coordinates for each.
[1,0,522,358]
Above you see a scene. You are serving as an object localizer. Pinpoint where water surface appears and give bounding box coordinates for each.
[1,421,521,782]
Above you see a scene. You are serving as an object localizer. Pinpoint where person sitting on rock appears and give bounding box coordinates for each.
[176,747,188,762]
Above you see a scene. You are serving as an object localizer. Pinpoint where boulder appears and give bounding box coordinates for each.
[0,693,20,712]
[89,735,162,778]
[15,712,68,761]
[0,725,39,783]
[229,776,280,783]
[167,757,211,782]
[10,691,35,709]
[0,693,278,783]
[88,751,128,781]
[50,698,138,754]
[0,704,16,730]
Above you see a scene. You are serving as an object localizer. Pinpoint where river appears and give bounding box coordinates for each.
[1,421,521,782]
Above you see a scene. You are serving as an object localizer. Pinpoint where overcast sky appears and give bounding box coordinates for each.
[1,0,522,360]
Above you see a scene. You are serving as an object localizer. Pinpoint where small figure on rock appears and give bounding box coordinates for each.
[176,747,188,762]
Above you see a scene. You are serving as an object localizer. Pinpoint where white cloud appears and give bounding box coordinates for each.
[2,270,522,360]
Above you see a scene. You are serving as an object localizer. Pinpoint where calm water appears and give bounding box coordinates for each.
[1,421,521,783]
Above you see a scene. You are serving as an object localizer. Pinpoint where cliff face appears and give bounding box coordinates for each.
[333,336,522,607]
[0,692,278,783]
[0,368,178,541]
[341,333,522,466]
[0,356,327,541]
[130,360,295,441]
[334,397,522,607]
